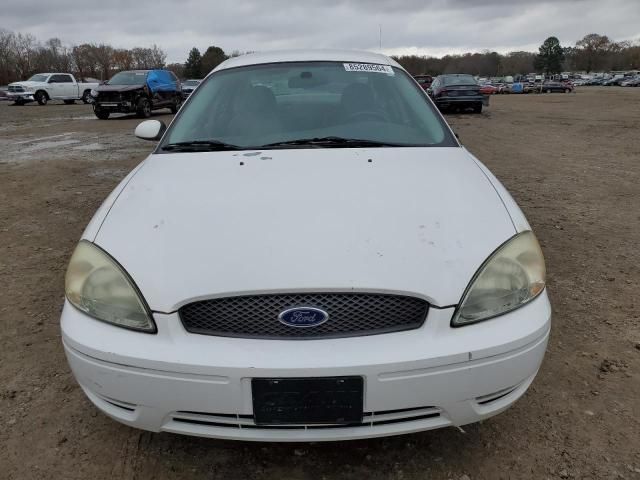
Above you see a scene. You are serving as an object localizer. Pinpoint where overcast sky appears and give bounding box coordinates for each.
[3,0,639,62]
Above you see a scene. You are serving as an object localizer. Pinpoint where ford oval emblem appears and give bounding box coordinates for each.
[278,307,329,328]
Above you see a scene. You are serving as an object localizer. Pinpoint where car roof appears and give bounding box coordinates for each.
[213,49,402,74]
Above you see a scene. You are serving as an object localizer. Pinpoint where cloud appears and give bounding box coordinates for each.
[2,0,639,62]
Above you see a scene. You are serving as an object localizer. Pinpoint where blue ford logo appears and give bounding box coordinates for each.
[278,307,329,328]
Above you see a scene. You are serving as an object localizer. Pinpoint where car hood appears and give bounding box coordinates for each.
[93,147,516,311]
[96,84,144,93]
[9,81,44,88]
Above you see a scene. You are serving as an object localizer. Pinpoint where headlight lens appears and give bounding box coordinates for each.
[65,241,156,332]
[452,231,546,326]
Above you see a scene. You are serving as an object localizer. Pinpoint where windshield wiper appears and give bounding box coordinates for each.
[258,137,403,149]
[161,140,241,152]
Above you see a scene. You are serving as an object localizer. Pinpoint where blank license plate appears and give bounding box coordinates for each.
[252,377,364,425]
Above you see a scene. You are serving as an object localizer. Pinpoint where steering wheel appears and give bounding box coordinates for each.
[345,110,387,123]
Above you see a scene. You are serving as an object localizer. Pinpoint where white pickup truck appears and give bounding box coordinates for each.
[7,73,99,105]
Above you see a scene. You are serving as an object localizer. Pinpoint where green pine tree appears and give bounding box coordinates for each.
[184,47,202,79]
[534,37,565,75]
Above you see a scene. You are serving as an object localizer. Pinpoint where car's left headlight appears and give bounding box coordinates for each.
[65,241,156,332]
[452,231,546,327]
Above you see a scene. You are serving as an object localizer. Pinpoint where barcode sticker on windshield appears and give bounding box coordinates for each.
[343,63,394,75]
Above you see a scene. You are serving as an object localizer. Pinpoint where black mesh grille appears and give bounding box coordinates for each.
[179,293,429,339]
[98,92,122,102]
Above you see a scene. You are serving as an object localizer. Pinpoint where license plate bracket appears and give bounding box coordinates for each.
[251,376,364,425]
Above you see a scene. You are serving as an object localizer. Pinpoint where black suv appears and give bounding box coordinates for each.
[92,69,182,119]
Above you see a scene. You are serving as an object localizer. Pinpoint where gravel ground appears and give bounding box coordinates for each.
[0,89,639,480]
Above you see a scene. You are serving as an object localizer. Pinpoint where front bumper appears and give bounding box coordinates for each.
[94,101,135,113]
[61,291,551,442]
[7,92,35,102]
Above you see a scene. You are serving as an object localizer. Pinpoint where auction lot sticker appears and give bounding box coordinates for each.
[344,63,394,75]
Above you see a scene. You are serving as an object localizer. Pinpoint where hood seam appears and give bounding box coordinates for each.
[465,150,517,233]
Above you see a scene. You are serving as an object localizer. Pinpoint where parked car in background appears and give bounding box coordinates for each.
[602,77,623,86]
[428,74,486,112]
[509,82,525,94]
[181,79,201,99]
[540,81,573,93]
[61,50,550,442]
[621,76,640,87]
[479,84,498,95]
[6,73,98,105]
[413,75,433,90]
[92,69,182,119]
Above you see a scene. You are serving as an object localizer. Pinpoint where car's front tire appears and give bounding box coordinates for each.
[35,91,48,105]
[93,106,110,120]
[170,97,181,114]
[137,97,152,118]
[82,90,92,104]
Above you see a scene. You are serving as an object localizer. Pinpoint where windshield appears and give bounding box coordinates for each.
[161,61,455,151]
[28,74,49,82]
[108,71,148,85]
[443,75,478,86]
[184,80,200,86]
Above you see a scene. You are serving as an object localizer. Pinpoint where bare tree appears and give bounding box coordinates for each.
[13,32,38,78]
[89,44,114,80]
[0,29,17,84]
[112,49,133,71]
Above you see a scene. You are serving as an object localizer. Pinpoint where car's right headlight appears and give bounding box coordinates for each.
[65,241,156,332]
[452,231,546,327]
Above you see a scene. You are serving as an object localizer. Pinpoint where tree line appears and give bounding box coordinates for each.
[0,28,248,85]
[394,34,640,77]
[1,28,639,85]
[0,30,171,84]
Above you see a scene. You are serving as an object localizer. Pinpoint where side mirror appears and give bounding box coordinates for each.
[135,120,166,141]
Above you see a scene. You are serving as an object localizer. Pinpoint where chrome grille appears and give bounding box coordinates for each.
[8,86,25,92]
[179,292,429,339]
[170,406,443,430]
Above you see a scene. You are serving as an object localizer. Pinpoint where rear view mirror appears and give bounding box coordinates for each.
[135,120,166,141]
[288,71,328,89]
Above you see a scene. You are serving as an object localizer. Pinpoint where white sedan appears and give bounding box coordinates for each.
[61,50,551,442]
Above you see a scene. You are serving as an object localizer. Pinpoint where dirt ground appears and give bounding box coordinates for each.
[0,89,639,480]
